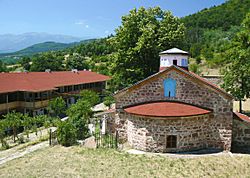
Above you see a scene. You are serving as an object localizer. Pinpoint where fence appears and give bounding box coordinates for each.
[49,129,119,149]
[94,131,118,149]
[49,129,57,146]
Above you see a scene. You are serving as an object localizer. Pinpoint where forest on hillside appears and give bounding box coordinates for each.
[0,0,249,98]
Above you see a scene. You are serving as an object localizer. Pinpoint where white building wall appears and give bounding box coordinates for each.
[160,54,188,68]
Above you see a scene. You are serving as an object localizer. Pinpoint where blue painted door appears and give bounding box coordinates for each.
[163,78,176,97]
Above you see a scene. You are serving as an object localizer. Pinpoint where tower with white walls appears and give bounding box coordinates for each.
[159,48,189,71]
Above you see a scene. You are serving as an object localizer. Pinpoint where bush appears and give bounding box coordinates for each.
[18,135,25,144]
[189,63,202,75]
[57,121,77,147]
[1,139,10,150]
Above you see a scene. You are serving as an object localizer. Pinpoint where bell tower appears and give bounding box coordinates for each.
[159,48,189,71]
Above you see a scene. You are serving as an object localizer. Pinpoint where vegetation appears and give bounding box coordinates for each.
[181,0,250,63]
[111,7,185,89]
[0,112,58,149]
[47,97,67,117]
[30,52,64,71]
[0,39,96,64]
[56,121,77,147]
[0,60,7,72]
[221,12,250,113]
[66,90,98,140]
[1,146,250,177]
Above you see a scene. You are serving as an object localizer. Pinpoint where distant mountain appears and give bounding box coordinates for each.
[12,41,77,56]
[0,39,96,64]
[0,32,86,53]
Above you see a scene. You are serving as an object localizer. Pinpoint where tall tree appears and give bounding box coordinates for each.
[0,61,7,72]
[47,97,66,117]
[30,52,64,72]
[4,111,23,142]
[221,12,250,113]
[65,53,89,70]
[111,7,185,89]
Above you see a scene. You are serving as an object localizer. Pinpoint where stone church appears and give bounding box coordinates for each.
[104,48,250,153]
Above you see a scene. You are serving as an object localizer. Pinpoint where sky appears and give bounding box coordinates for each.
[0,0,226,38]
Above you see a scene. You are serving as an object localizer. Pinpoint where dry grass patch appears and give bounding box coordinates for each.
[1,146,250,178]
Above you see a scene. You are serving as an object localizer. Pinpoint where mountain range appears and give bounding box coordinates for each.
[0,32,86,53]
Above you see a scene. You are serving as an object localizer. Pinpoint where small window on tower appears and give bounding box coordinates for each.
[173,60,177,65]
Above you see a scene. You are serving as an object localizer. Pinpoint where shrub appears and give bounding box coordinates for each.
[1,139,10,150]
[57,121,77,147]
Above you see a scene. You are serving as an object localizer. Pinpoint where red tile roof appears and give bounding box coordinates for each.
[234,112,250,123]
[124,102,211,117]
[0,71,110,93]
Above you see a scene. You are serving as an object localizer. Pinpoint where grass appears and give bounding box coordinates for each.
[1,146,250,178]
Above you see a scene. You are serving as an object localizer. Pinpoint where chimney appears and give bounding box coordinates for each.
[45,69,51,73]
[71,69,78,73]
[159,48,189,72]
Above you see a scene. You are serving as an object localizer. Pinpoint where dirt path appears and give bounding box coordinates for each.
[0,141,48,165]
[0,127,56,165]
[126,149,234,158]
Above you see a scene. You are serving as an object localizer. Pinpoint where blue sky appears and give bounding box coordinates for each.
[0,0,226,38]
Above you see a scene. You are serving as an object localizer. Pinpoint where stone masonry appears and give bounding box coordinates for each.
[232,115,250,152]
[127,113,216,152]
[114,67,233,152]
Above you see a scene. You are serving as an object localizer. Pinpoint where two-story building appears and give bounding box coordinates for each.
[0,70,110,116]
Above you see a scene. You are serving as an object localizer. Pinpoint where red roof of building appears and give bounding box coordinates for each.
[124,102,211,117]
[234,112,250,123]
[0,71,110,93]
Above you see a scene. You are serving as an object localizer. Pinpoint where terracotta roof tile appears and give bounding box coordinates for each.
[234,112,250,123]
[124,102,211,117]
[0,71,110,93]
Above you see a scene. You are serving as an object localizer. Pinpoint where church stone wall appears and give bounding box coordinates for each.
[126,113,227,152]
[115,69,233,151]
[232,116,250,152]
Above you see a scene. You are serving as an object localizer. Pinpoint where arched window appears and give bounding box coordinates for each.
[163,78,176,97]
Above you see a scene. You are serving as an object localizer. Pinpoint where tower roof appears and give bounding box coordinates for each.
[160,48,189,55]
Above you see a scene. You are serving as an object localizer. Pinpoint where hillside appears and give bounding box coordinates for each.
[181,0,250,62]
[1,146,250,177]
[182,0,250,30]
[0,32,84,53]
[0,39,95,64]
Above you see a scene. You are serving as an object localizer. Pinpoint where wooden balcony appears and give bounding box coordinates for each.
[0,100,50,112]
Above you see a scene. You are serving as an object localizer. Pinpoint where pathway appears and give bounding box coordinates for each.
[0,141,48,165]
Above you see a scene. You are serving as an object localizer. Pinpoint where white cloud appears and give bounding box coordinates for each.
[75,20,87,25]
[85,25,89,28]
[75,21,84,25]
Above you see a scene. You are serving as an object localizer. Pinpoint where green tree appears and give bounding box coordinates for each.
[221,12,250,113]
[22,114,32,138]
[48,97,66,117]
[80,90,99,107]
[19,56,31,71]
[67,99,92,139]
[111,7,185,89]
[4,111,23,142]
[57,121,77,147]
[103,95,114,109]
[30,52,64,72]
[0,61,7,72]
[65,53,89,70]
[0,120,6,146]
